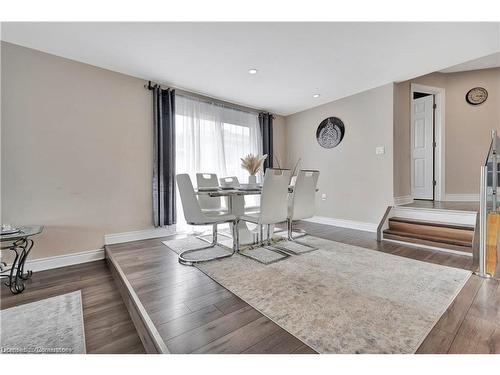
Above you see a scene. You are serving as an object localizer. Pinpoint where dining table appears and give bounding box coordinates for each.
[195,184,304,246]
[195,185,265,245]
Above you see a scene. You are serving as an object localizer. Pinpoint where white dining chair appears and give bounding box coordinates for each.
[220,176,259,214]
[284,169,320,252]
[219,176,240,188]
[196,173,226,213]
[176,174,239,266]
[238,168,291,259]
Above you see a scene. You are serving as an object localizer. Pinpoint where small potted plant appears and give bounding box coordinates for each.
[241,153,267,186]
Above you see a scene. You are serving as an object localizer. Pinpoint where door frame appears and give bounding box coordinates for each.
[410,83,445,201]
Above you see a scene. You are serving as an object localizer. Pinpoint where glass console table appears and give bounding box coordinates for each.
[1,226,43,294]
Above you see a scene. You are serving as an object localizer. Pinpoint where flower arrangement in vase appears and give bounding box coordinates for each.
[240,154,267,186]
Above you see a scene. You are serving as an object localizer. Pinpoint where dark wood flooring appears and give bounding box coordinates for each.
[105,221,499,354]
[403,200,479,212]
[0,260,145,354]
[295,221,499,354]
[2,220,499,353]
[106,237,313,354]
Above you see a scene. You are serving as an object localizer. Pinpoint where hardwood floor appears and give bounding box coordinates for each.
[106,238,313,354]
[402,200,479,212]
[295,221,474,270]
[104,221,499,353]
[294,221,499,353]
[0,260,145,354]
[2,221,499,353]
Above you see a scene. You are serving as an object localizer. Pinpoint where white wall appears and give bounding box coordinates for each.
[285,84,394,225]
[1,42,154,260]
[393,69,500,198]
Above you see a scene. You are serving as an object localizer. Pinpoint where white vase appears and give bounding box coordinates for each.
[248,175,257,186]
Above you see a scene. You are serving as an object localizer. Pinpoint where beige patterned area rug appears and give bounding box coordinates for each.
[0,291,86,354]
[163,235,471,354]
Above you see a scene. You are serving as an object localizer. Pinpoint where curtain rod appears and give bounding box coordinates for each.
[145,80,269,116]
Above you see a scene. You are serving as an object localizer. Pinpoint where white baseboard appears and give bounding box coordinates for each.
[444,194,479,202]
[6,226,178,273]
[394,195,414,206]
[304,216,377,233]
[104,226,177,245]
[24,248,105,272]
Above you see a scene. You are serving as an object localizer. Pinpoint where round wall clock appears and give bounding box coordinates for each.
[316,117,345,149]
[466,87,488,105]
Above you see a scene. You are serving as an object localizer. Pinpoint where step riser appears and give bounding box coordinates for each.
[383,233,472,254]
[383,229,472,248]
[383,235,473,255]
[391,207,476,226]
[388,221,473,244]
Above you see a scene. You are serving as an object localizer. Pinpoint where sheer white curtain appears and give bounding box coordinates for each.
[175,94,262,229]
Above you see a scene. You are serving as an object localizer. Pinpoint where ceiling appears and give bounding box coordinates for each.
[439,51,500,73]
[2,22,499,115]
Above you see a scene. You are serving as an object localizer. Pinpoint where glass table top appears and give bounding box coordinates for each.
[0,225,44,242]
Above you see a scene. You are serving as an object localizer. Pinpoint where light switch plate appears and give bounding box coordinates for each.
[375,146,385,155]
[321,193,327,201]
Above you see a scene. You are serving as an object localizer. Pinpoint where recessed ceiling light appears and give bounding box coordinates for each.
[248,69,258,75]
[313,94,320,98]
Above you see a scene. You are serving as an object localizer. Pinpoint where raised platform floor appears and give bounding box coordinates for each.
[105,220,500,354]
[402,200,479,212]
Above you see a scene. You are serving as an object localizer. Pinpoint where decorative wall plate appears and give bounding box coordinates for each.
[316,117,345,149]
[466,87,488,105]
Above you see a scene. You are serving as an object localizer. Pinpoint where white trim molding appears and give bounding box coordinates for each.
[104,226,177,245]
[444,194,480,202]
[392,206,477,226]
[24,248,104,272]
[383,238,473,257]
[394,195,414,206]
[304,216,377,233]
[10,226,178,273]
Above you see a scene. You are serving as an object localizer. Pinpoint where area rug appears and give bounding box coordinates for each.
[163,235,471,353]
[164,235,288,264]
[0,290,86,354]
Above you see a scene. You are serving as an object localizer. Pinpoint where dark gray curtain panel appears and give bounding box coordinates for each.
[259,112,274,170]
[153,87,176,227]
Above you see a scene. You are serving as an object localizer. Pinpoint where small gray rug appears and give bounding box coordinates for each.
[163,235,471,353]
[0,291,86,354]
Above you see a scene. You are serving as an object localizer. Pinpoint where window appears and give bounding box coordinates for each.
[175,94,262,229]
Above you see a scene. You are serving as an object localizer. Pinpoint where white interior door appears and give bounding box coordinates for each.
[411,95,434,200]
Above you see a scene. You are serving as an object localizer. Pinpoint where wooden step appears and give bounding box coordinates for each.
[383,232,473,254]
[389,217,475,231]
[388,217,474,243]
[383,229,473,252]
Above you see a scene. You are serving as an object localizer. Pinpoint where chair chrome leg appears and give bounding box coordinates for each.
[287,218,293,241]
[196,223,232,244]
[263,223,291,257]
[274,219,318,255]
[233,219,240,253]
[178,223,236,266]
[239,238,290,264]
[287,219,307,239]
[238,221,290,263]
